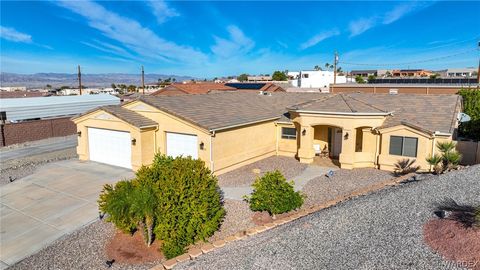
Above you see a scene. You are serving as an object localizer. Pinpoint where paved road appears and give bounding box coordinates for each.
[0,136,77,162]
[178,166,480,270]
[0,160,133,269]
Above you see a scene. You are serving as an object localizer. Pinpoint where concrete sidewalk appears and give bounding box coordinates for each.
[0,160,133,268]
[222,165,337,200]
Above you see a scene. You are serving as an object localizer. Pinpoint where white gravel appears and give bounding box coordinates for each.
[176,166,480,270]
[9,220,160,270]
[217,156,307,187]
[302,168,393,206]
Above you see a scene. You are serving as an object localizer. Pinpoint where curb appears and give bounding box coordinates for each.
[151,172,415,269]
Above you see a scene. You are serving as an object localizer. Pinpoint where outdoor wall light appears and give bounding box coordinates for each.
[344,132,349,140]
[131,138,136,146]
[302,128,306,136]
[199,142,205,150]
[77,131,82,137]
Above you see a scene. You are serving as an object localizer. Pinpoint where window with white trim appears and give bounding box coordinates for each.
[281,127,297,140]
[389,136,418,157]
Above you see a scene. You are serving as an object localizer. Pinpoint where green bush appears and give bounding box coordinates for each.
[426,141,462,173]
[458,88,480,141]
[244,170,304,216]
[98,154,225,259]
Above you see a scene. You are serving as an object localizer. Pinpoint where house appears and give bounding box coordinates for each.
[247,75,273,82]
[151,82,285,96]
[72,92,461,174]
[392,69,433,77]
[436,68,477,78]
[350,70,378,77]
[288,70,347,89]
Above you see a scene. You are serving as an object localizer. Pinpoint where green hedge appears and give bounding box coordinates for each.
[244,170,304,216]
[98,154,225,259]
[458,88,480,141]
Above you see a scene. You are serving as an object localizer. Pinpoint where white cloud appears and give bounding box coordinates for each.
[348,1,433,37]
[0,26,32,43]
[300,29,340,50]
[56,0,207,64]
[147,0,179,24]
[211,25,254,58]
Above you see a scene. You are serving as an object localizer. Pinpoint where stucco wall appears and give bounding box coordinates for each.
[277,123,298,157]
[213,121,276,174]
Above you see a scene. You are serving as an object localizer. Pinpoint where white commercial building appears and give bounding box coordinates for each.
[288,70,346,90]
[0,86,27,91]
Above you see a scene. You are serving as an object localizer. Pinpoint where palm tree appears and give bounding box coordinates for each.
[426,154,442,174]
[131,182,158,246]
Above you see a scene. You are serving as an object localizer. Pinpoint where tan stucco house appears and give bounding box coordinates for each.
[72,92,461,174]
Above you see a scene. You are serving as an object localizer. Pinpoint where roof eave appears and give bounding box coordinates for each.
[288,109,390,116]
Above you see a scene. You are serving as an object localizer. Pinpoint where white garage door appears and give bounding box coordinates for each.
[88,128,132,169]
[166,132,198,159]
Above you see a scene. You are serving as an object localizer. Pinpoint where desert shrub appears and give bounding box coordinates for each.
[435,199,479,228]
[426,141,462,174]
[393,158,420,176]
[99,154,225,259]
[244,170,304,216]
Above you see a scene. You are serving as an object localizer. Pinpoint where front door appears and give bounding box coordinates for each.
[332,128,342,158]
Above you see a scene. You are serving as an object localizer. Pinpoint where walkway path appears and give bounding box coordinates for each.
[221,165,338,200]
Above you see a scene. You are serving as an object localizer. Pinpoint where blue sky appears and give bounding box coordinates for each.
[1,1,479,77]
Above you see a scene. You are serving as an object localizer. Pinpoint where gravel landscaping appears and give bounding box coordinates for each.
[302,168,393,207]
[0,148,77,186]
[217,156,307,187]
[176,166,480,270]
[9,221,160,270]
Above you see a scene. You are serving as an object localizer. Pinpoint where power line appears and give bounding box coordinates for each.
[339,48,478,67]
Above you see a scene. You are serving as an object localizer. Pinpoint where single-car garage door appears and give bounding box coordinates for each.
[166,132,198,159]
[88,127,132,169]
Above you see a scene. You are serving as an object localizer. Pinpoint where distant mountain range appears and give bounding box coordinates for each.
[0,72,196,88]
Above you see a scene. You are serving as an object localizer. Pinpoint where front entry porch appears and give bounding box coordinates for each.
[293,114,385,169]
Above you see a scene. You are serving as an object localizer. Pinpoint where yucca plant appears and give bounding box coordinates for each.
[426,154,442,174]
[443,150,462,170]
[393,158,420,176]
[436,141,456,153]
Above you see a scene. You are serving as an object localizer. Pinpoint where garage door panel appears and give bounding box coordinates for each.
[88,128,132,169]
[166,132,198,159]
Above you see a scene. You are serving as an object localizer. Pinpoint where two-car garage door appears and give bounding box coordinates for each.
[88,128,132,169]
[87,129,198,169]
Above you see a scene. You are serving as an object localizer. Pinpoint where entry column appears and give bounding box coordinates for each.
[298,125,315,163]
[339,127,355,169]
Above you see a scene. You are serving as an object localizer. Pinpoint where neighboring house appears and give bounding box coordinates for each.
[350,70,378,77]
[151,83,236,96]
[151,82,285,96]
[247,75,273,82]
[436,68,477,78]
[0,86,27,91]
[288,70,347,89]
[392,69,433,77]
[0,91,47,98]
[72,92,461,174]
[0,94,119,146]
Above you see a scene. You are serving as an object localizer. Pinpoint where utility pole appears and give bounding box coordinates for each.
[141,65,145,94]
[333,51,339,85]
[78,65,82,95]
[477,41,479,84]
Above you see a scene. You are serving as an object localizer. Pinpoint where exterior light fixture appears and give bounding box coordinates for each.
[302,128,306,136]
[199,142,205,150]
[344,132,349,140]
[131,138,136,145]
[77,131,82,137]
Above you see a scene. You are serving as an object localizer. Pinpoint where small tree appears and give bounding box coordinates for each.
[272,71,287,81]
[244,170,304,217]
[238,73,248,82]
[367,75,376,83]
[355,75,366,84]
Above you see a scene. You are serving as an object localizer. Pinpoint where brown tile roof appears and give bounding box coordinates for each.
[151,83,236,96]
[73,105,157,129]
[0,91,47,99]
[288,94,388,114]
[139,92,323,131]
[138,92,460,134]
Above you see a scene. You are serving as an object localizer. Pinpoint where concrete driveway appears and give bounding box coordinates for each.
[0,160,134,268]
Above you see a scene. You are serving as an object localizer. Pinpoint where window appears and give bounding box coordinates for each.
[302,74,309,78]
[389,136,418,157]
[281,127,297,140]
